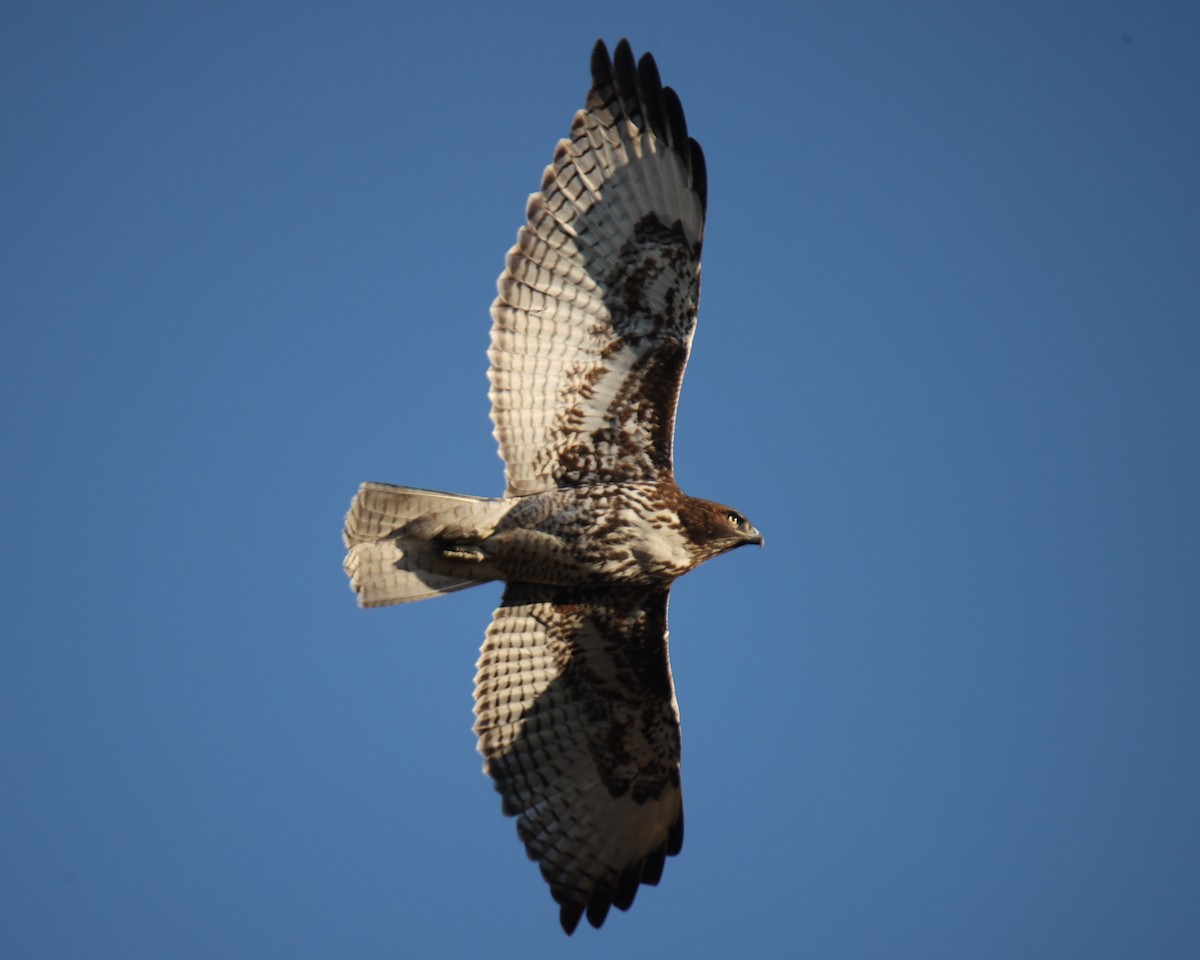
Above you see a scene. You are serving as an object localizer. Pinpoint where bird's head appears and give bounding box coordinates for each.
[678,497,763,562]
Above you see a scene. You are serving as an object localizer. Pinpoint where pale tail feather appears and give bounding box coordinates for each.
[343,482,508,607]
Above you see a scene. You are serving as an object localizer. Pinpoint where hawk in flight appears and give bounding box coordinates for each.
[343,38,761,933]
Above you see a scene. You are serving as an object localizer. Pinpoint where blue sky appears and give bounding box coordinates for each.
[3,1,1199,956]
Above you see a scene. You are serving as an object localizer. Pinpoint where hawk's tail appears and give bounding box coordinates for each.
[343,482,508,607]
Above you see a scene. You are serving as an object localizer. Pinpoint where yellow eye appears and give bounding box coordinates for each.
[726,512,743,527]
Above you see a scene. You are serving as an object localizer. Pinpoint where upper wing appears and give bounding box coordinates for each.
[488,39,707,496]
[473,583,684,934]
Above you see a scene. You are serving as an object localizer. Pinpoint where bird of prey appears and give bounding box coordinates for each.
[343,37,761,934]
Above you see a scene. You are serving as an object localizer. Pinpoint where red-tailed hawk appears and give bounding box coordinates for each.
[343,38,761,934]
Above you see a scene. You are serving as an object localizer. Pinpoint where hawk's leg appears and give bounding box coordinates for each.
[439,543,487,563]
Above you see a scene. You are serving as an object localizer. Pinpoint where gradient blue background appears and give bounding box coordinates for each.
[4,2,1198,957]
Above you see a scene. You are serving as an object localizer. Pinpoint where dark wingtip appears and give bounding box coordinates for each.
[559,830,684,931]
[636,50,667,144]
[610,38,640,122]
[589,38,707,218]
[661,85,687,151]
[689,137,707,215]
[641,845,668,887]
[612,37,634,73]
[668,804,685,856]
[613,863,642,910]
[559,900,583,935]
[590,38,610,79]
[586,897,613,929]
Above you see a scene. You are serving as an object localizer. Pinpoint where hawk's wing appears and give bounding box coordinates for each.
[473,583,684,934]
[489,39,707,496]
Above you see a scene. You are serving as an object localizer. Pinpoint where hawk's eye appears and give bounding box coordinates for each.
[726,511,743,527]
